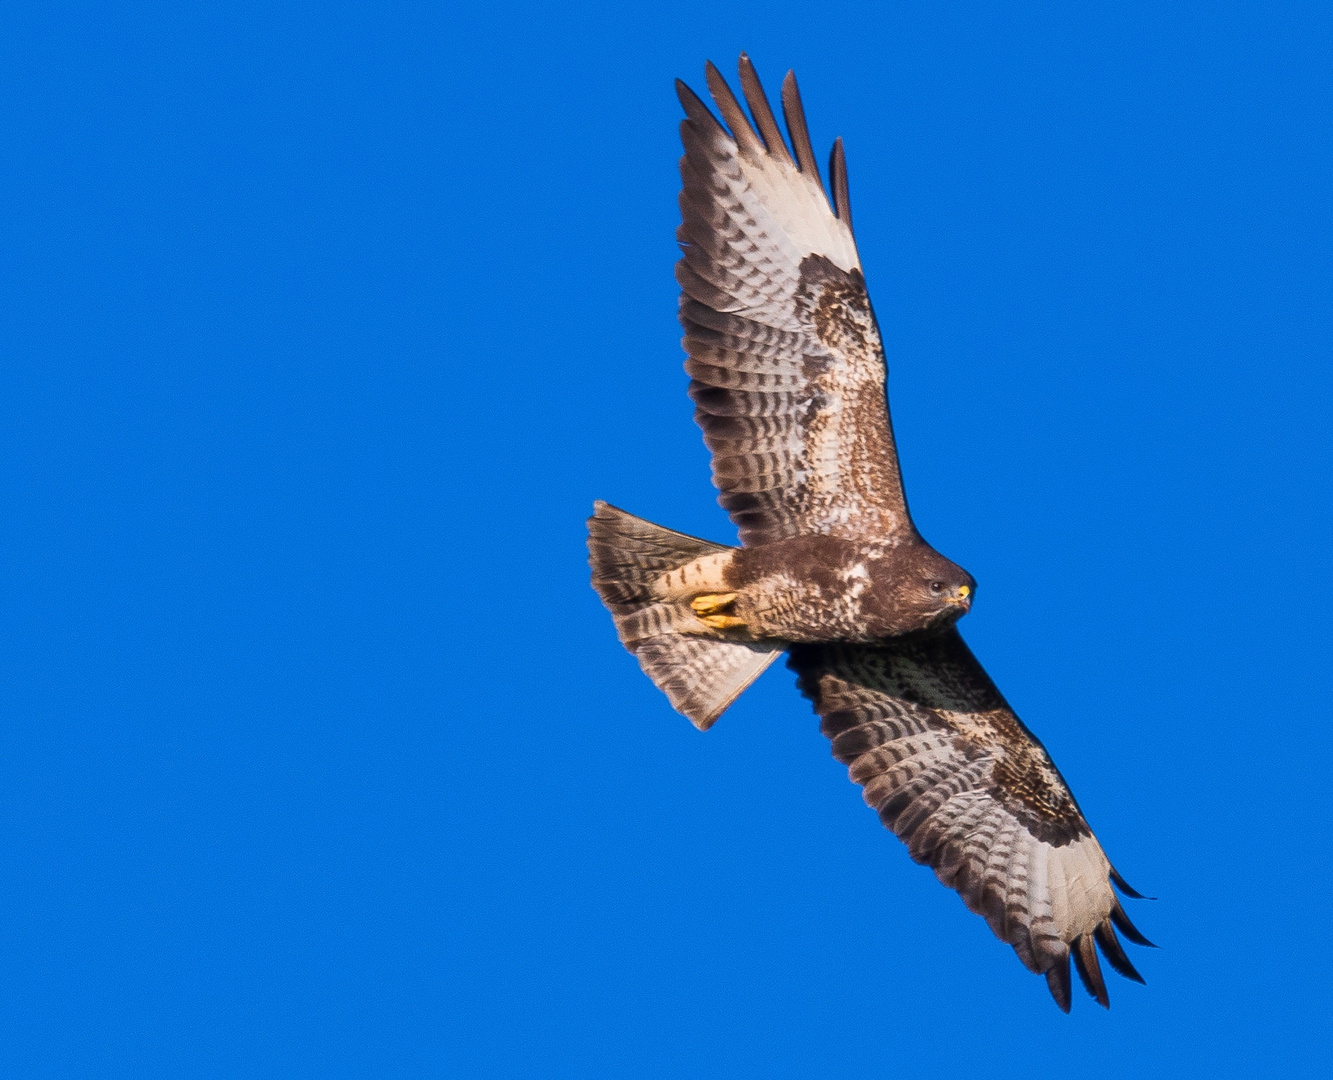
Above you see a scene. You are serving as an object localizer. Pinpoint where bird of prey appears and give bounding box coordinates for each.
[587,55,1152,1011]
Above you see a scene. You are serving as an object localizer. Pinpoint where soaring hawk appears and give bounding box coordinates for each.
[587,55,1152,1011]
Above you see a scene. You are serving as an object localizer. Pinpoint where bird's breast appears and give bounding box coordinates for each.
[727,537,890,642]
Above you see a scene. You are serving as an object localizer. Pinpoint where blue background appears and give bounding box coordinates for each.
[3,2,1331,1076]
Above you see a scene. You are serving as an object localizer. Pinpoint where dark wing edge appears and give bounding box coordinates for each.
[789,631,1153,1011]
[676,56,913,547]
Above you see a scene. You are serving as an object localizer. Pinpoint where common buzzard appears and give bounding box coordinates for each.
[587,55,1152,1012]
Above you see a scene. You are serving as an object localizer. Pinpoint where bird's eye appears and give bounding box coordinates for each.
[929,581,944,594]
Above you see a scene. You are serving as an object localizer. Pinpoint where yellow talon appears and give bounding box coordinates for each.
[690,593,738,615]
[699,614,746,629]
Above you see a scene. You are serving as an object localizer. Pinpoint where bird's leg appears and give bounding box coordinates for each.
[691,593,745,629]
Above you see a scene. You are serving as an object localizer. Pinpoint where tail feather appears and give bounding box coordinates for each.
[588,501,780,729]
[634,635,780,730]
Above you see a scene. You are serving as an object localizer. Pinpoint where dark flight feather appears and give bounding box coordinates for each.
[1111,869,1154,900]
[1073,933,1110,1008]
[830,138,852,227]
[705,60,763,156]
[781,70,820,176]
[738,53,793,165]
[1111,900,1157,948]
[1094,920,1145,984]
[1046,955,1073,1013]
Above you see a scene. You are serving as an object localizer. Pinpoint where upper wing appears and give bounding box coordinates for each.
[677,56,913,547]
[788,630,1153,1011]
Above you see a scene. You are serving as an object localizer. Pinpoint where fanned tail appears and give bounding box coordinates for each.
[587,501,780,729]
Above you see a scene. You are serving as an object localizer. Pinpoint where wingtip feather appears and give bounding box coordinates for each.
[1094,920,1146,985]
[1110,900,1157,949]
[1045,953,1072,1013]
[780,70,820,178]
[829,137,852,229]
[676,77,724,138]
[705,60,761,154]
[1111,869,1155,900]
[736,53,793,166]
[1072,933,1110,1008]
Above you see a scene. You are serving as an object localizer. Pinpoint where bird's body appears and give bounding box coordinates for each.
[729,534,973,640]
[587,55,1152,1012]
[624,533,972,643]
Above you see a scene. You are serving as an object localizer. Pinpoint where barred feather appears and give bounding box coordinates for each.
[790,633,1153,1011]
[676,59,908,547]
[587,501,780,729]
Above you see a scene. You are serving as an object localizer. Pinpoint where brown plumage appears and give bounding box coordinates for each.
[587,55,1152,1011]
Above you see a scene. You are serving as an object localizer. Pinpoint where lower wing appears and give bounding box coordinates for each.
[788,630,1153,1011]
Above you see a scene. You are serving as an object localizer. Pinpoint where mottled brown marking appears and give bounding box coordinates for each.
[791,633,1089,846]
[810,271,874,357]
[951,708,1086,846]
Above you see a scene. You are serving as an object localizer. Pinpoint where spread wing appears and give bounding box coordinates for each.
[677,56,913,547]
[788,631,1153,1011]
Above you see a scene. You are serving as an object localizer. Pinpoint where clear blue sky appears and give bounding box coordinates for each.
[3,2,1331,1076]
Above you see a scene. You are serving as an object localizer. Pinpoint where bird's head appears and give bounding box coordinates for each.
[860,542,975,637]
[921,557,975,624]
[898,545,975,630]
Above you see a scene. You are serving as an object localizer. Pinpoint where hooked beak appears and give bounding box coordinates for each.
[944,585,972,610]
